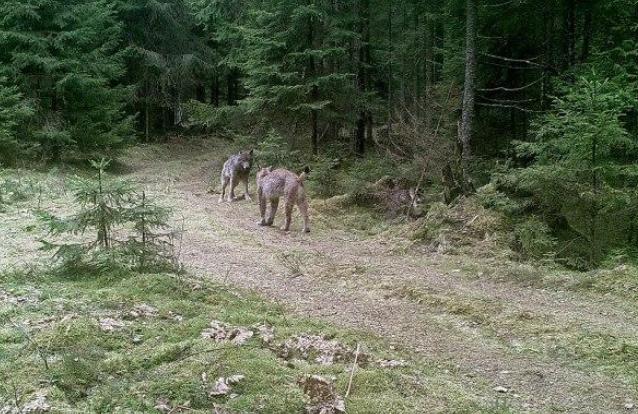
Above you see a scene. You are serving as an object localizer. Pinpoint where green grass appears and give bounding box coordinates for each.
[5,140,638,412]
[0,268,492,413]
[388,274,638,390]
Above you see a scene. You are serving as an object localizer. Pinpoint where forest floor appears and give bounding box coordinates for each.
[2,136,638,413]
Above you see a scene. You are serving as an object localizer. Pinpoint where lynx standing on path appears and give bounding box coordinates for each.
[256,166,310,233]
[219,150,254,202]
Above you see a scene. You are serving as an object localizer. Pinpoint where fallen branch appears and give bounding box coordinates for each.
[345,343,361,398]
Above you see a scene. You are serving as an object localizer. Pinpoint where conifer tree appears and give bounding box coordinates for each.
[513,71,638,265]
[0,79,32,164]
[233,0,359,154]
[0,0,133,161]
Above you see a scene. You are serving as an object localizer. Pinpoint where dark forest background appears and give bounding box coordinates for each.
[1,0,638,268]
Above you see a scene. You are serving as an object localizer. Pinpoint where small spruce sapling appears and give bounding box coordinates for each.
[40,159,178,272]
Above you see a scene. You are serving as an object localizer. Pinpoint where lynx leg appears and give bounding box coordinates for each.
[267,198,279,226]
[281,202,294,231]
[258,191,268,226]
[298,197,310,233]
[219,174,229,203]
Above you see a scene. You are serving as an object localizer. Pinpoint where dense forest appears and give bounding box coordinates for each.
[4,2,638,412]
[1,0,637,268]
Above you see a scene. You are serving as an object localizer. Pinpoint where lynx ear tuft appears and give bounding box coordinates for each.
[303,166,311,174]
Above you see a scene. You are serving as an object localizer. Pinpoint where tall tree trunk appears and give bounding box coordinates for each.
[162,107,168,133]
[145,100,150,141]
[308,10,319,155]
[226,70,235,105]
[173,90,182,126]
[460,0,477,174]
[424,8,434,129]
[414,0,422,112]
[311,108,318,155]
[400,2,407,103]
[387,1,393,128]
[211,73,220,107]
[355,115,366,155]
[580,2,593,63]
[541,2,551,108]
[195,82,206,102]
[355,0,370,156]
[565,0,576,68]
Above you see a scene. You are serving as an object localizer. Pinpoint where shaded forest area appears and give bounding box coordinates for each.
[1,0,638,268]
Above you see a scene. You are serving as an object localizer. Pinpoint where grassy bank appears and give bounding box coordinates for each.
[0,267,497,413]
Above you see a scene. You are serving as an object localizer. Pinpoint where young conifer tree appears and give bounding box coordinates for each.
[514,71,638,265]
[41,159,177,272]
[0,79,33,164]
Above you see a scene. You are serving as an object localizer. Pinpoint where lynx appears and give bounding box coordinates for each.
[256,167,310,233]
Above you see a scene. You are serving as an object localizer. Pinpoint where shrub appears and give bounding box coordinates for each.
[306,157,342,197]
[0,174,36,210]
[40,159,179,273]
[513,216,557,260]
[497,69,638,267]
[411,197,512,256]
[0,79,33,165]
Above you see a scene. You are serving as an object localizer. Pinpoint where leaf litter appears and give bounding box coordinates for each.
[201,320,275,346]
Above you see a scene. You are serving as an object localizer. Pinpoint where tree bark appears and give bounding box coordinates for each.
[211,73,220,107]
[424,7,434,129]
[145,99,150,141]
[356,115,366,155]
[355,0,370,156]
[195,82,206,102]
[580,2,593,63]
[226,70,236,105]
[311,107,318,155]
[460,0,477,172]
[565,0,576,67]
[308,9,319,155]
[414,0,422,112]
[387,1,393,128]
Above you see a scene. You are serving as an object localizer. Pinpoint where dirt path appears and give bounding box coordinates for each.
[126,142,637,413]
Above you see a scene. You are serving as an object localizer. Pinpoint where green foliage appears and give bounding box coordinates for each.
[254,129,302,169]
[0,79,33,164]
[475,183,522,216]
[306,157,342,197]
[513,216,557,260]
[0,268,477,413]
[40,159,178,273]
[502,70,638,266]
[0,0,134,161]
[183,100,245,132]
[118,0,213,139]
[0,173,37,210]
[224,1,363,148]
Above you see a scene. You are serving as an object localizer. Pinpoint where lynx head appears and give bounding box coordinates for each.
[256,166,272,182]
